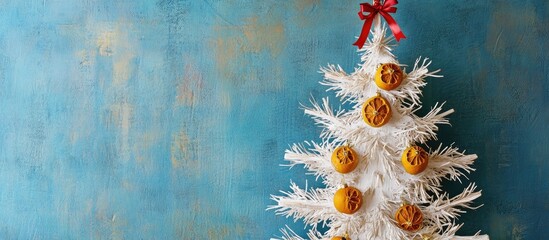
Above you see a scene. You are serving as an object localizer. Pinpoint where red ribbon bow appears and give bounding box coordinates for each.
[353,0,406,49]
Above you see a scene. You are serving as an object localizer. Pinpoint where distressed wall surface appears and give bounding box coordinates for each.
[0,0,547,239]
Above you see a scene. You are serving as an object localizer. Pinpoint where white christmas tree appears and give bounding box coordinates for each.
[269,17,489,240]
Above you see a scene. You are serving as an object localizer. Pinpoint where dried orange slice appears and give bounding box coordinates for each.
[331,235,350,240]
[362,94,392,127]
[395,204,423,231]
[401,146,429,175]
[331,146,359,174]
[375,63,404,90]
[333,185,362,214]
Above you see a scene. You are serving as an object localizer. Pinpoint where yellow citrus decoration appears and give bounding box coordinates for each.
[362,94,392,127]
[401,146,429,175]
[331,235,350,240]
[333,185,362,214]
[395,204,423,232]
[375,63,404,90]
[331,145,359,173]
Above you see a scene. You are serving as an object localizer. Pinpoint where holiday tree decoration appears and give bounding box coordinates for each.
[362,93,392,128]
[269,1,488,239]
[331,145,359,174]
[401,146,429,175]
[333,185,363,214]
[375,63,404,90]
[331,235,350,240]
[395,203,424,232]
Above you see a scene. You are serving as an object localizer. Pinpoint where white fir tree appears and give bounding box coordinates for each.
[269,16,489,240]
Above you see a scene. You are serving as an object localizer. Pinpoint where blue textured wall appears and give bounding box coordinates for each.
[0,0,547,239]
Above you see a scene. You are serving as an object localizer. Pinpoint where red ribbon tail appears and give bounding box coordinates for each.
[380,12,406,41]
[353,16,375,49]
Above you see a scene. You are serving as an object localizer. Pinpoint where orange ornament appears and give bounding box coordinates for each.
[333,185,363,214]
[375,63,404,90]
[395,204,423,231]
[331,235,350,240]
[401,146,429,175]
[362,94,392,127]
[331,145,359,173]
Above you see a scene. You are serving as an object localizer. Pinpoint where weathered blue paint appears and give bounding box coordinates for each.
[0,0,546,239]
